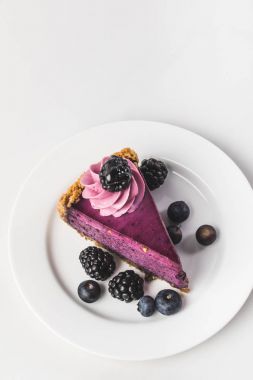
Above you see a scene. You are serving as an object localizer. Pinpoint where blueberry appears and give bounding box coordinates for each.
[78,280,101,303]
[167,201,190,223]
[167,225,182,244]
[155,289,182,315]
[137,296,155,317]
[196,225,217,246]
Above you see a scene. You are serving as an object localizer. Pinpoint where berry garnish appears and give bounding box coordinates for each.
[196,225,217,246]
[155,289,182,315]
[108,270,144,303]
[99,156,132,192]
[78,280,101,303]
[167,225,182,245]
[176,271,187,281]
[167,201,190,223]
[137,296,155,317]
[79,246,116,281]
[140,158,168,191]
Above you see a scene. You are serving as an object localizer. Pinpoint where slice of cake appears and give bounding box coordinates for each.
[57,148,189,289]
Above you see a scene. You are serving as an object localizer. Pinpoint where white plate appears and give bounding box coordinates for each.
[9,121,253,360]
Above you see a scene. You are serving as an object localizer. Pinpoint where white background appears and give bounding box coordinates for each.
[1,0,253,379]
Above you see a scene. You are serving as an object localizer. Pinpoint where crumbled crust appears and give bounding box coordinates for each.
[57,179,84,221]
[180,288,190,293]
[113,147,139,164]
[144,273,157,281]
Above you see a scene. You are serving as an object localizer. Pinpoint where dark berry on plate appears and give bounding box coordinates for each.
[137,296,155,317]
[196,225,217,246]
[155,289,182,315]
[176,270,187,281]
[99,156,132,192]
[79,246,116,281]
[167,201,190,223]
[78,280,101,303]
[167,225,182,245]
[140,158,168,191]
[108,270,144,303]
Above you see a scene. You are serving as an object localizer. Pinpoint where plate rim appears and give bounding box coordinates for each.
[8,120,253,360]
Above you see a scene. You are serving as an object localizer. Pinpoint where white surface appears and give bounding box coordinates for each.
[10,122,253,360]
[1,0,253,378]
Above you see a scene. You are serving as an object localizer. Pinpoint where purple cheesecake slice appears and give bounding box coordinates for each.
[57,149,189,289]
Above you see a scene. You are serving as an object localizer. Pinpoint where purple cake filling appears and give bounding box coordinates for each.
[67,188,188,288]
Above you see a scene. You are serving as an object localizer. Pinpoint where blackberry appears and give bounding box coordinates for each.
[140,158,168,190]
[108,270,144,302]
[99,156,132,192]
[79,246,116,281]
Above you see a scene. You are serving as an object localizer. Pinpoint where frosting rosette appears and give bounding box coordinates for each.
[80,157,145,217]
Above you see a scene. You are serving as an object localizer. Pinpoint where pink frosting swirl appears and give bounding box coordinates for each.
[80,157,145,217]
